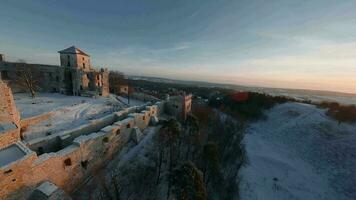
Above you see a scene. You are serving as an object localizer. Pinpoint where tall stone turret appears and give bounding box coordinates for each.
[58,46,91,71]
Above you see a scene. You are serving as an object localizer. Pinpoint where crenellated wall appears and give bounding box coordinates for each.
[0,102,162,199]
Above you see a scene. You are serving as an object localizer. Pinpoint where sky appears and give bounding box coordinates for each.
[1,0,356,93]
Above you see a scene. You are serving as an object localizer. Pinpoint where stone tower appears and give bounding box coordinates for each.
[58,46,91,71]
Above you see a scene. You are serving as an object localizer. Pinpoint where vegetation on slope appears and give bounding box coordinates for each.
[208,92,294,121]
[317,101,356,123]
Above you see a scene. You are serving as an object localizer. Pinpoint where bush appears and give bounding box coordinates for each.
[317,101,356,123]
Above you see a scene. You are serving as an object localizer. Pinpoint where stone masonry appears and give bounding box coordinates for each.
[0,78,21,148]
[0,88,164,199]
[0,46,109,97]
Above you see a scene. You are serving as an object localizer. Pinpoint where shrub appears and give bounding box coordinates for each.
[318,101,356,123]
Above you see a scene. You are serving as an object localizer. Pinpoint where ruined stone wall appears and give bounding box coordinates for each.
[20,112,53,132]
[100,69,110,97]
[0,80,21,148]
[60,53,91,72]
[0,102,162,199]
[27,113,118,154]
[60,54,77,69]
[165,95,192,121]
[0,80,20,126]
[131,92,160,102]
[165,96,184,120]
[0,148,37,199]
[0,59,108,97]
[75,54,91,71]
[0,62,65,93]
[0,128,20,149]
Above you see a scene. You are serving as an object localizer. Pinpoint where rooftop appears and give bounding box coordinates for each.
[58,46,90,56]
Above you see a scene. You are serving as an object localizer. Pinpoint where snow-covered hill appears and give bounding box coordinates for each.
[240,102,356,200]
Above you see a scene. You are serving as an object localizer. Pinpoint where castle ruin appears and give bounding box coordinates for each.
[0,77,164,199]
[0,46,109,97]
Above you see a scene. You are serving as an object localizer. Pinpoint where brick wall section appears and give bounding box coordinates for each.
[20,112,53,131]
[0,128,20,149]
[0,102,162,199]
[0,80,20,126]
[0,80,21,148]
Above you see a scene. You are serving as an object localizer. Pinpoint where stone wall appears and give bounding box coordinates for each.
[20,112,53,131]
[132,92,160,102]
[0,128,21,149]
[0,102,162,199]
[100,69,109,97]
[0,55,108,97]
[60,52,91,72]
[0,80,20,126]
[0,62,65,93]
[0,80,21,148]
[26,113,118,154]
[165,94,192,121]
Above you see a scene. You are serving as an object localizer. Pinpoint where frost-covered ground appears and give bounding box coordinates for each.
[116,95,147,107]
[13,93,145,141]
[14,93,101,118]
[240,102,356,200]
[72,126,161,199]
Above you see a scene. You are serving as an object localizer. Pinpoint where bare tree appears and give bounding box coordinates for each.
[109,71,126,94]
[13,60,40,98]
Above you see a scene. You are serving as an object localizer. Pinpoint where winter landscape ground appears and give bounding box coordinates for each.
[7,88,356,200]
[14,93,145,141]
[240,102,356,200]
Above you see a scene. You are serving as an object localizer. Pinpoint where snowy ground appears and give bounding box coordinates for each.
[260,89,356,105]
[115,95,148,107]
[13,93,146,141]
[240,102,356,200]
[72,126,160,199]
[14,93,111,118]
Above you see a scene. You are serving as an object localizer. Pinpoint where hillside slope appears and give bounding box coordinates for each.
[240,102,356,200]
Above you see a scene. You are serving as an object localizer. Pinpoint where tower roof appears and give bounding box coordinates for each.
[58,46,90,56]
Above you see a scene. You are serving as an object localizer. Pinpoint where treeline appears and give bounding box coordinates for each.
[208,91,356,123]
[130,79,232,99]
[209,92,295,121]
[154,107,247,200]
[133,78,356,124]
